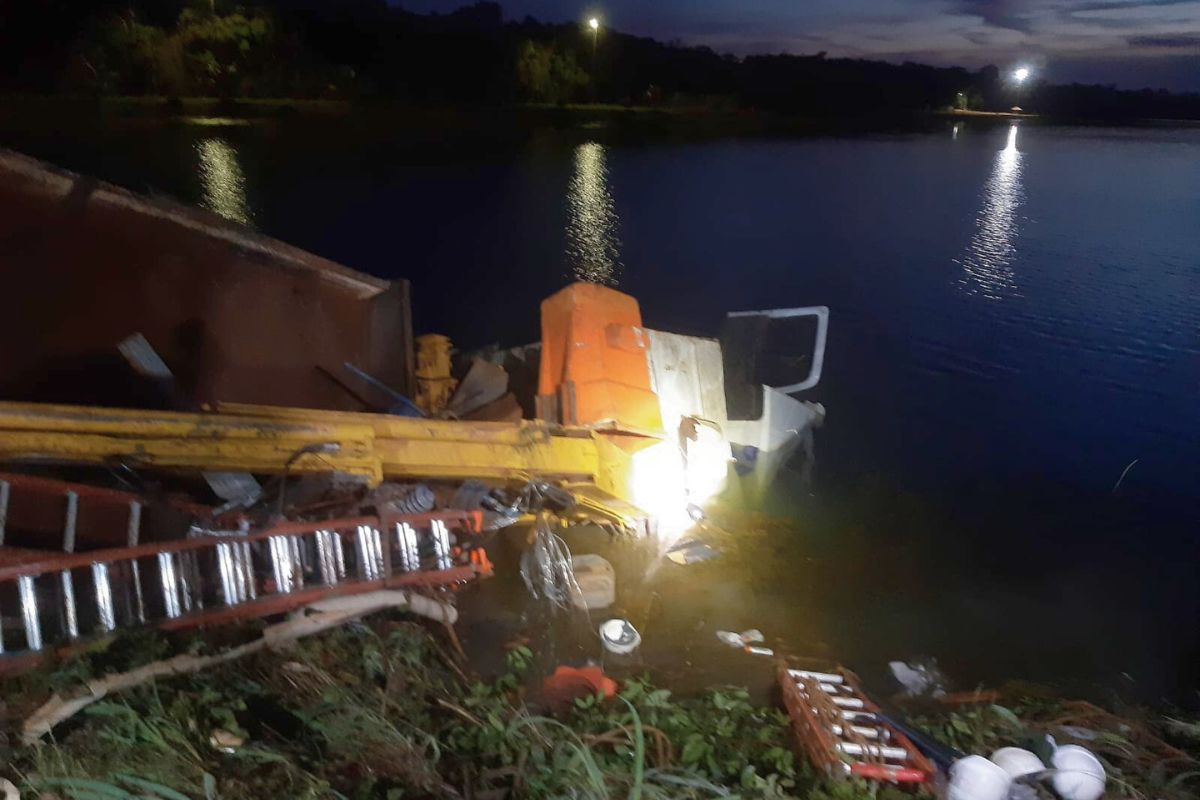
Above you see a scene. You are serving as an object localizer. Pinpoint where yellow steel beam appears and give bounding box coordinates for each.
[0,402,382,483]
[0,401,370,441]
[218,402,641,505]
[0,401,645,517]
[0,432,381,482]
[215,402,591,445]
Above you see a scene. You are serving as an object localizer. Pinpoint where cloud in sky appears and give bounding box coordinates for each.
[402,1,1200,90]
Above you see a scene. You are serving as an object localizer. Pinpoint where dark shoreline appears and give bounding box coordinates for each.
[3,95,1200,140]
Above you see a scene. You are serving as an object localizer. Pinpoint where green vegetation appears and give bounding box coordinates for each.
[515,41,591,105]
[4,613,1197,800]
[80,6,306,99]
[1,616,852,800]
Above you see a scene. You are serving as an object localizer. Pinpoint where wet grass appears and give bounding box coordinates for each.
[2,608,1196,799]
[1,615,900,800]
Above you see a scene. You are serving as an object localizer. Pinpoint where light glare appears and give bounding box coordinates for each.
[588,17,599,30]
[1013,67,1030,83]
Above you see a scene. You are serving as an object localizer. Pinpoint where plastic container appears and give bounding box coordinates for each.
[991,747,1046,778]
[571,554,615,609]
[1051,744,1106,800]
[599,618,641,655]
[948,755,1012,800]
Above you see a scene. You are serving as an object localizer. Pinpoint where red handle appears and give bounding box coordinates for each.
[850,763,928,783]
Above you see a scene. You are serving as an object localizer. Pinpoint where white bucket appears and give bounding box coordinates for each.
[948,755,1012,800]
[1051,744,1106,800]
[599,618,641,655]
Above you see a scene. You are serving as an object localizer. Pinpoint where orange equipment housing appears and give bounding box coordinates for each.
[536,283,664,436]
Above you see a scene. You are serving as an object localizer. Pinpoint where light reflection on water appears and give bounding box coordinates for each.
[565,142,622,285]
[196,138,253,225]
[956,124,1023,300]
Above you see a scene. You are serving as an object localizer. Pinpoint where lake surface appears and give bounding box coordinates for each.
[4,115,1198,703]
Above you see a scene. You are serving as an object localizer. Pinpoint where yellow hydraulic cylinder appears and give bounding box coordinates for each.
[414,333,457,415]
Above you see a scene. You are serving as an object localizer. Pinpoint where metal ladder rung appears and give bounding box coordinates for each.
[0,513,478,661]
[836,742,910,761]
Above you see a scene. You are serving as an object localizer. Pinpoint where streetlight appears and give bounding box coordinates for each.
[1012,67,1030,84]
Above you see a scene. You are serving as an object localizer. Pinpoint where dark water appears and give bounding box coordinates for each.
[4,116,1199,703]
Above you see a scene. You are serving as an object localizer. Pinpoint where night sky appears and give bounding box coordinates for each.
[403,1,1200,91]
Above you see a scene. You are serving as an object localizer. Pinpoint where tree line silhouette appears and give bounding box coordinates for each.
[2,0,1198,121]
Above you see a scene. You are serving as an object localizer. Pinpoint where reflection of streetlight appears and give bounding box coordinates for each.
[956,123,1023,300]
[1012,67,1030,84]
[565,142,622,285]
[196,138,252,224]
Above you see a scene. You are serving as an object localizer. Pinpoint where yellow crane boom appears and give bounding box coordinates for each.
[0,401,643,522]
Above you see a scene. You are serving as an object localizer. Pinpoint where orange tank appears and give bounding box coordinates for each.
[537,283,663,435]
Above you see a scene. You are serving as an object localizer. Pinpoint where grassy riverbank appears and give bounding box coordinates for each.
[3,610,1198,800]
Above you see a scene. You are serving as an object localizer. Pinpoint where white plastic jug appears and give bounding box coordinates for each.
[990,747,1046,778]
[1051,744,1106,800]
[948,755,1012,800]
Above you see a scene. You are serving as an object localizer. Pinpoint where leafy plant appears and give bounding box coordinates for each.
[910,703,1026,754]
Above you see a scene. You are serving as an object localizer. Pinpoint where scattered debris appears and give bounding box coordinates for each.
[342,361,423,416]
[208,728,244,753]
[665,536,720,565]
[519,512,583,609]
[203,470,262,509]
[447,357,508,418]
[365,481,436,515]
[462,391,523,421]
[599,618,642,655]
[1060,723,1101,741]
[888,657,949,698]
[570,553,616,609]
[542,664,618,715]
[715,628,774,656]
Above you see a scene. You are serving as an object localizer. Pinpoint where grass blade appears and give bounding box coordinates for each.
[622,698,645,800]
[114,774,192,800]
[35,778,136,800]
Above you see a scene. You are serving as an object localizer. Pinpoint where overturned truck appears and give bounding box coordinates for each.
[0,150,828,671]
